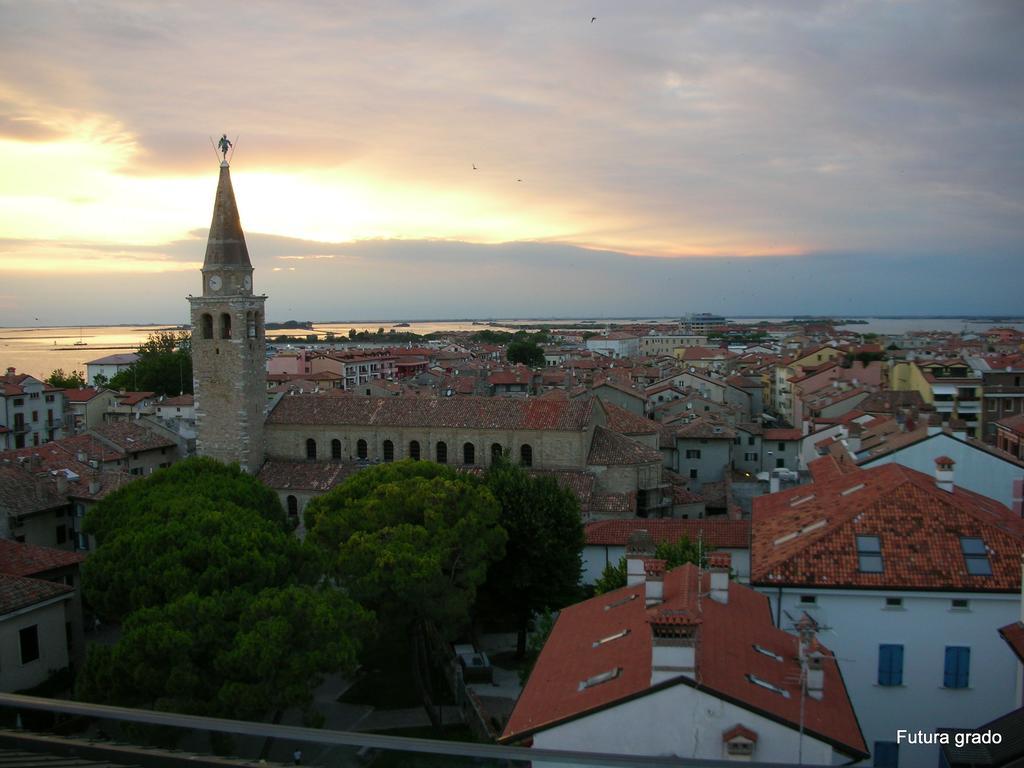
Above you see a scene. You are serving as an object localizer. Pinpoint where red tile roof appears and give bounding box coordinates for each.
[585,519,750,549]
[0,539,85,577]
[763,428,802,441]
[587,426,663,466]
[501,564,866,758]
[256,460,361,492]
[0,572,72,615]
[267,394,594,431]
[62,387,105,403]
[752,460,1024,591]
[600,401,658,436]
[998,621,1024,664]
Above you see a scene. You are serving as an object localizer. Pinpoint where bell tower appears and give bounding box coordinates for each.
[188,156,267,472]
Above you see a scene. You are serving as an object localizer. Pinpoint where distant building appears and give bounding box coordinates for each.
[83,353,139,386]
[1,368,66,449]
[681,312,726,334]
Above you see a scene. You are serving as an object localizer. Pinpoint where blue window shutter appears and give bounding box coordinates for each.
[944,646,970,688]
[879,645,904,686]
[956,647,970,688]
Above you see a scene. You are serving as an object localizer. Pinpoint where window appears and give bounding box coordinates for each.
[944,646,970,688]
[874,741,899,768]
[744,452,758,462]
[45,394,54,403]
[201,313,213,339]
[776,458,785,468]
[357,439,367,460]
[331,439,342,460]
[220,312,232,339]
[32,410,38,422]
[287,495,298,518]
[878,644,903,686]
[960,537,992,576]
[56,525,67,545]
[13,397,24,406]
[748,435,756,446]
[491,443,503,463]
[409,440,421,461]
[685,449,702,459]
[578,667,621,691]
[520,444,533,467]
[436,441,448,464]
[951,599,969,610]
[799,594,817,605]
[305,438,317,460]
[690,468,698,479]
[856,535,883,573]
[463,442,475,465]
[884,597,903,609]
[19,625,40,664]
[383,439,394,462]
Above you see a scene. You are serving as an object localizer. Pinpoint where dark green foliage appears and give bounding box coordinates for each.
[475,460,583,655]
[82,459,304,622]
[518,609,556,685]
[45,368,86,389]
[108,331,192,396]
[305,460,506,640]
[77,586,371,721]
[593,535,709,594]
[505,339,544,367]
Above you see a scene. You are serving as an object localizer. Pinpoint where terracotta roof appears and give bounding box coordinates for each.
[0,539,85,577]
[0,572,72,615]
[589,492,635,517]
[592,379,646,400]
[257,460,362,492]
[0,465,68,514]
[587,426,663,466]
[91,422,177,452]
[267,394,593,431]
[115,391,156,406]
[63,387,105,403]
[501,564,867,758]
[675,417,736,440]
[998,621,1024,664]
[752,459,1024,591]
[159,394,194,407]
[763,428,802,441]
[585,519,750,549]
[995,413,1024,434]
[600,401,658,436]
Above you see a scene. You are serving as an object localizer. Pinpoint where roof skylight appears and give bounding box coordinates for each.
[593,629,630,648]
[747,674,790,698]
[579,667,622,691]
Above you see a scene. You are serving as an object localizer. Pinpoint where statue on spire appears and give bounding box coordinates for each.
[217,134,232,162]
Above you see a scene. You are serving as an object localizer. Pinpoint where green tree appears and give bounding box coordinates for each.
[476,459,583,657]
[506,338,545,367]
[592,536,709,594]
[82,458,302,621]
[108,331,193,396]
[45,368,86,389]
[78,585,371,723]
[305,460,506,642]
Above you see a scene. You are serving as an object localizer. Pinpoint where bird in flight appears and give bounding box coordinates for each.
[517,178,523,182]
[472,163,477,170]
[591,16,597,23]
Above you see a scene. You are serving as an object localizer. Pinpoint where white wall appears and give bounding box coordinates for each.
[760,587,1021,768]
[531,680,842,767]
[0,596,71,692]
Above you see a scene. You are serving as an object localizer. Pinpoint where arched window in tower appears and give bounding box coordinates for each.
[331,439,342,460]
[201,314,213,340]
[256,311,264,339]
[383,440,394,462]
[247,311,256,338]
[220,312,232,339]
[520,444,533,467]
[463,442,475,465]
[357,439,367,459]
[491,443,503,464]
[305,438,317,460]
[286,495,298,518]
[436,441,448,464]
[409,440,421,461]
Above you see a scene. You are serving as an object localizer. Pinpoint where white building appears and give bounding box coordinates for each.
[584,332,640,360]
[502,544,868,764]
[84,353,139,386]
[0,369,66,450]
[752,456,1024,768]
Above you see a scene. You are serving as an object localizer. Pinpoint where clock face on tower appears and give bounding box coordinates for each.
[208,275,222,291]
[243,275,252,290]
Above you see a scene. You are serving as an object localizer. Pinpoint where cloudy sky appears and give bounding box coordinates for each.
[1,1,1022,324]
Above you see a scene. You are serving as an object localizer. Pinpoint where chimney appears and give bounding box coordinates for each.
[708,552,731,604]
[5,366,14,376]
[644,558,666,606]
[650,615,699,685]
[806,651,825,700]
[934,456,955,493]
[55,472,68,495]
[89,478,101,495]
[626,529,655,587]
[76,450,88,463]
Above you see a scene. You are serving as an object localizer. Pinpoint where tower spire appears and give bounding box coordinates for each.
[203,163,251,270]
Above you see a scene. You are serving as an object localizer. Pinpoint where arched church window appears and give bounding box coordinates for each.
[220,313,232,339]
[306,438,317,460]
[201,314,213,340]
